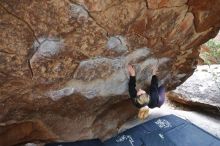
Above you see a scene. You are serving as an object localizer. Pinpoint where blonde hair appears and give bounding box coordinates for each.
[137,93,150,105]
[138,106,149,120]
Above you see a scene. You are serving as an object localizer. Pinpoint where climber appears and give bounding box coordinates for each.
[127,64,165,120]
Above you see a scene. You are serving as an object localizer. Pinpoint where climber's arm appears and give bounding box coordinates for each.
[128,65,137,98]
[151,64,159,89]
[150,75,158,89]
[129,76,137,98]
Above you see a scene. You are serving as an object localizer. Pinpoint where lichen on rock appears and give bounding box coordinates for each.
[70,3,89,23]
[107,36,128,53]
[30,37,64,63]
[46,48,170,100]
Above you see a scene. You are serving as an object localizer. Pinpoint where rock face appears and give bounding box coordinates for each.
[167,65,220,115]
[0,120,58,146]
[0,0,220,145]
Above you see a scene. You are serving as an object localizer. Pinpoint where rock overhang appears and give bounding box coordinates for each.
[0,0,220,145]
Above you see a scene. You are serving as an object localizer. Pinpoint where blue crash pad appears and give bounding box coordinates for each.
[45,139,104,146]
[45,115,220,146]
[105,115,220,146]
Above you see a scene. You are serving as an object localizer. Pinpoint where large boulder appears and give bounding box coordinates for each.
[0,0,220,145]
[167,65,220,115]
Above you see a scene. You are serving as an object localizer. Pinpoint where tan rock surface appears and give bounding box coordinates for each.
[167,65,220,115]
[0,0,220,145]
[0,120,57,146]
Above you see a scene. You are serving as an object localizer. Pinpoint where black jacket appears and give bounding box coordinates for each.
[129,75,160,108]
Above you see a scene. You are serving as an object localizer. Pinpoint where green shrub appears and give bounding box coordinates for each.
[200,39,220,64]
